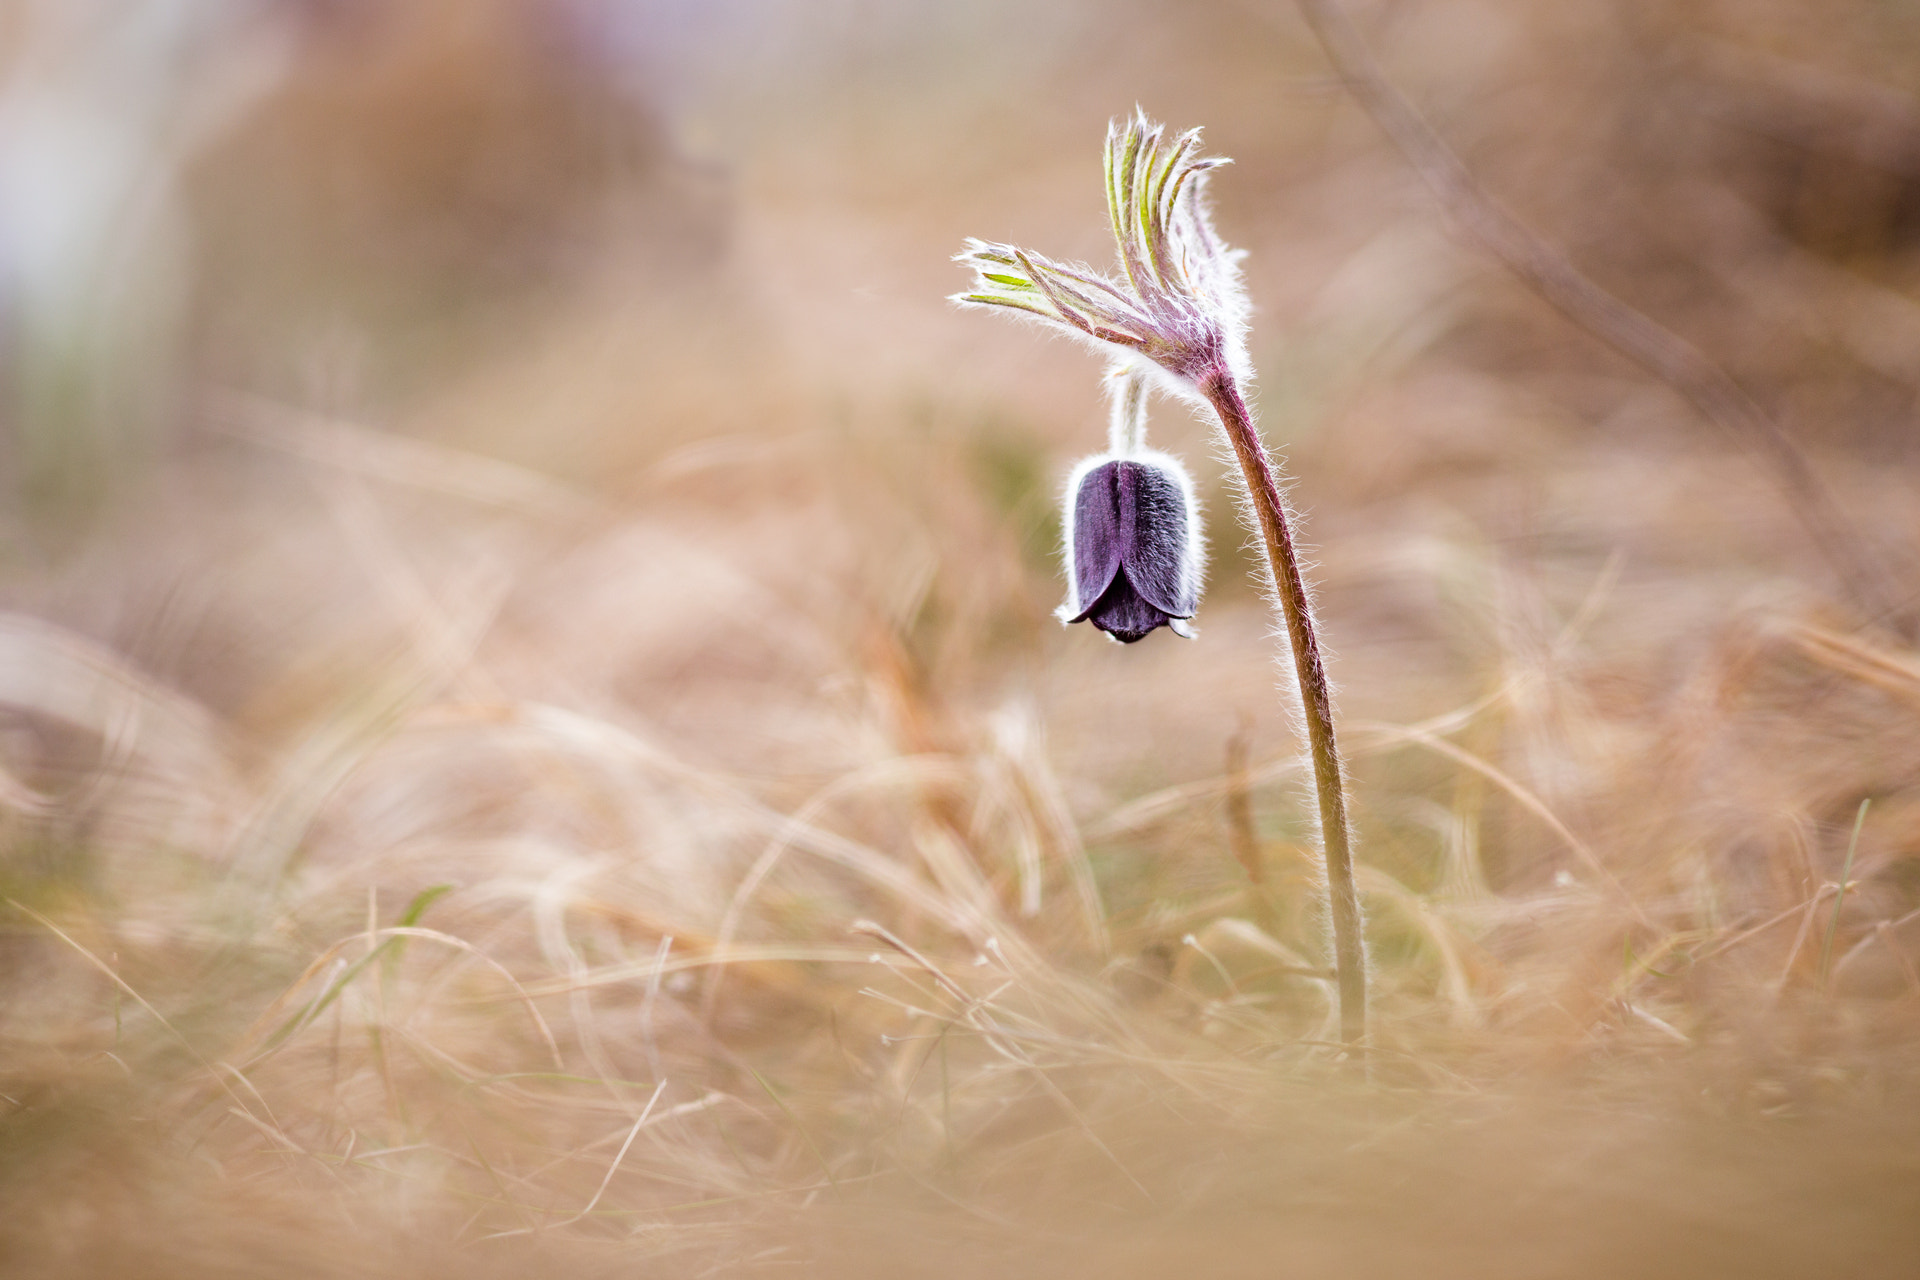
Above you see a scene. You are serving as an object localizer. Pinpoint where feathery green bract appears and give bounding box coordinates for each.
[952,109,1249,392]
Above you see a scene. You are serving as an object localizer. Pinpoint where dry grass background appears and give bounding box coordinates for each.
[5,0,1920,1275]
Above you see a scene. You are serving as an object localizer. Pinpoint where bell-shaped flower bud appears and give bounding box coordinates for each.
[1059,450,1203,643]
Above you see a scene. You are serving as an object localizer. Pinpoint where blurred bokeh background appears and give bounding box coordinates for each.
[6,0,1920,1275]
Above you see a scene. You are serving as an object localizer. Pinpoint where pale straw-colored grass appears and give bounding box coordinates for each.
[5,393,1920,1278]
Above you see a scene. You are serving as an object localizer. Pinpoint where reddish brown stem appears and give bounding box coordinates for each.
[1204,370,1367,1049]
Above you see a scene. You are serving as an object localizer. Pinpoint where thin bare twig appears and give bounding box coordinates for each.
[1291,0,1912,633]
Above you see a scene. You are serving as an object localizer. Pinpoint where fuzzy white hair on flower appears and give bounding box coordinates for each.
[1057,444,1205,643]
[1048,364,1207,644]
[952,108,1251,397]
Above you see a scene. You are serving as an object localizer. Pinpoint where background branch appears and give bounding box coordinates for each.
[1291,0,1914,635]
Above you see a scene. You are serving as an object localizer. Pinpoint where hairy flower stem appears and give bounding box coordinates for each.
[1108,367,1149,457]
[1202,369,1366,1049]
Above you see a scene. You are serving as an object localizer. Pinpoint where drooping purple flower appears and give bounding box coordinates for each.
[1059,450,1202,643]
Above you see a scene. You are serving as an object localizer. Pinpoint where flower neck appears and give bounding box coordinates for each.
[1106,367,1150,457]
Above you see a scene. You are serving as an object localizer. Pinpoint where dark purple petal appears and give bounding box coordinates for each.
[1067,461,1125,618]
[1063,456,1199,641]
[1086,572,1173,643]
[1115,461,1196,619]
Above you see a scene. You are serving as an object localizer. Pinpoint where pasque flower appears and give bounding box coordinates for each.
[1062,453,1201,642]
[952,110,1371,1050]
[1058,372,1203,643]
[954,109,1231,644]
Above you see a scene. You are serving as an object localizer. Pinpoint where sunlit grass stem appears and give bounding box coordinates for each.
[1818,798,1871,994]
